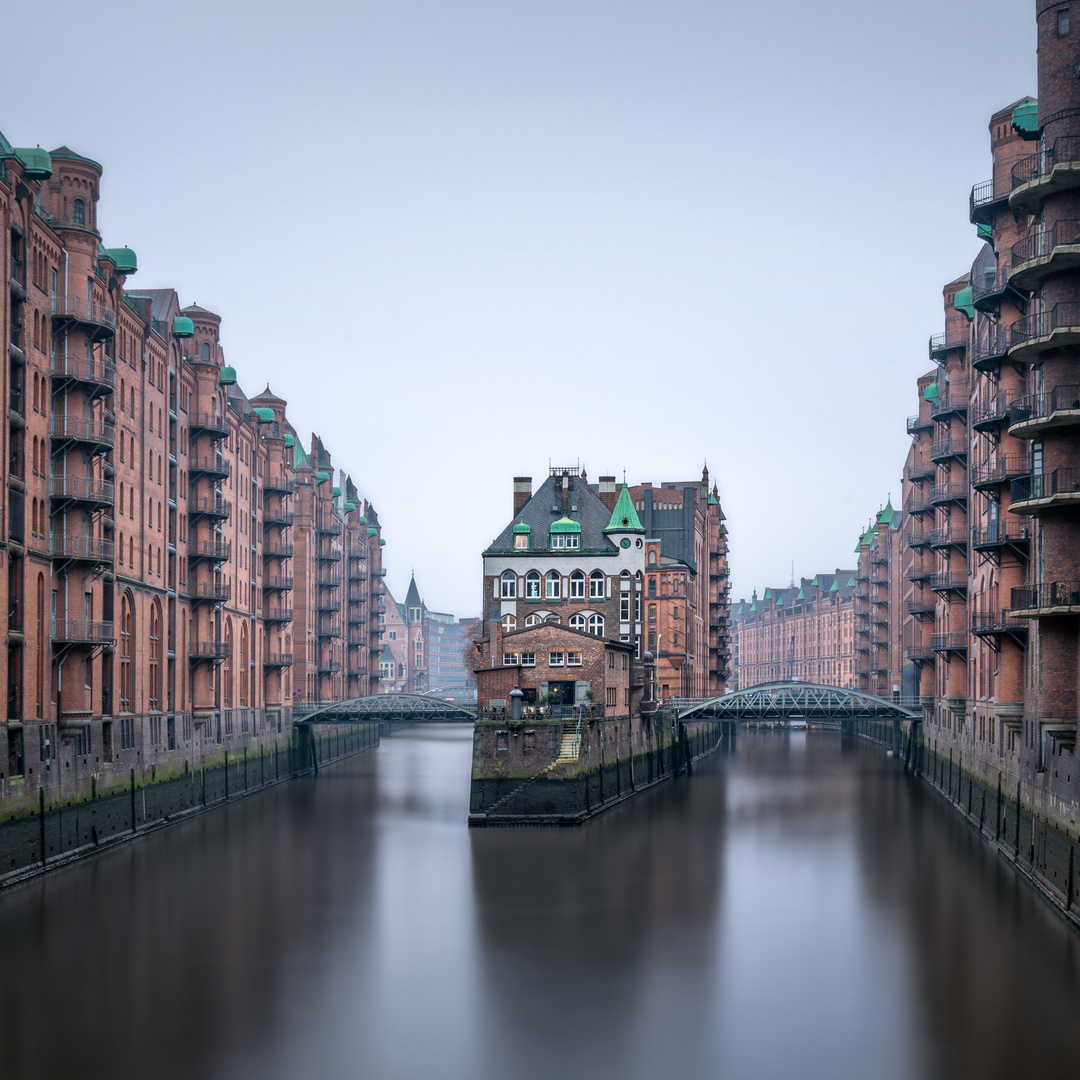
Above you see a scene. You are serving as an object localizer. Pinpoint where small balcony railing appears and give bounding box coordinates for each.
[264,652,294,667]
[930,528,968,549]
[971,455,1030,489]
[51,415,115,448]
[929,330,967,358]
[188,539,231,561]
[49,475,114,504]
[972,610,1028,636]
[51,618,114,644]
[263,575,294,591]
[905,496,933,515]
[1007,303,1080,354]
[1010,580,1080,616]
[318,661,343,674]
[51,295,116,334]
[907,414,931,435]
[971,328,1010,371]
[969,175,1011,222]
[971,264,1012,309]
[318,621,342,638]
[971,393,1017,430]
[930,633,967,654]
[190,641,230,661]
[51,534,114,563]
[930,438,966,462]
[317,571,342,587]
[906,644,935,663]
[50,354,116,391]
[1010,219,1080,284]
[907,598,934,616]
[930,572,967,594]
[263,543,294,559]
[1007,384,1080,432]
[189,412,230,438]
[187,581,231,603]
[262,607,293,623]
[930,386,968,420]
[262,474,292,494]
[1010,137,1080,199]
[931,482,968,505]
[189,496,231,520]
[971,523,1030,550]
[189,456,231,479]
[263,509,294,527]
[1010,468,1080,508]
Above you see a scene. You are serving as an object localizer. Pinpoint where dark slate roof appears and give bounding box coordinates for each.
[635,484,702,573]
[500,623,633,650]
[486,474,618,555]
[404,575,423,610]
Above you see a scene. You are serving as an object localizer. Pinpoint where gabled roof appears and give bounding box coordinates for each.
[404,575,423,610]
[486,473,616,555]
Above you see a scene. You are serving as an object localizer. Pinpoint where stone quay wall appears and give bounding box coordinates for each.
[0,721,378,890]
[468,711,725,825]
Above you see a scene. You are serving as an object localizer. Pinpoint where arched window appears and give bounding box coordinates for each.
[545,571,561,599]
[588,614,605,637]
[149,601,162,711]
[569,570,585,599]
[525,571,541,599]
[240,623,248,706]
[500,570,517,599]
[525,613,543,627]
[201,342,210,361]
[501,613,516,632]
[648,576,657,597]
[223,619,233,708]
[72,199,85,226]
[589,570,605,599]
[569,613,587,631]
[120,592,135,712]
[648,550,657,566]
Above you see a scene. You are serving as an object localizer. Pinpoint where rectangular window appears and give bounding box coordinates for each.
[620,595,631,622]
[549,652,564,666]
[502,652,520,666]
[520,652,536,667]
[606,687,617,707]
[566,651,582,666]
[1059,7,1070,36]
[607,651,615,669]
[514,534,529,550]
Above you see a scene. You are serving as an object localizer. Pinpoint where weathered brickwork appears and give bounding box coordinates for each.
[0,132,387,815]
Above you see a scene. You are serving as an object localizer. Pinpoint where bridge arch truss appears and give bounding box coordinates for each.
[677,682,919,722]
[295,693,477,725]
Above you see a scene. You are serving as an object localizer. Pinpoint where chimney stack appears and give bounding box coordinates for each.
[598,476,618,512]
[513,477,532,517]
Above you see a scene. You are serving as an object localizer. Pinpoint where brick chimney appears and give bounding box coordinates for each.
[598,476,618,512]
[513,477,532,517]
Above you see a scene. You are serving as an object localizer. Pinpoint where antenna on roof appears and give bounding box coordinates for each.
[790,562,795,588]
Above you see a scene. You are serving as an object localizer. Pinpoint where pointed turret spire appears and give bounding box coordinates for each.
[604,483,645,534]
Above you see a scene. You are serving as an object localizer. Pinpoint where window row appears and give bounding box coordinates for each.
[501,651,584,667]
[500,569,606,600]
[500,612,605,636]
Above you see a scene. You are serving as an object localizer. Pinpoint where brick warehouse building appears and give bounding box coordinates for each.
[0,132,387,805]
[475,465,730,711]
[736,1,1080,839]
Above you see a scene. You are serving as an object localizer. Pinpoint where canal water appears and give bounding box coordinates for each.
[2,725,1080,1080]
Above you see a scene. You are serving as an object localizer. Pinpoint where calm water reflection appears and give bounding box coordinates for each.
[2,726,1079,1080]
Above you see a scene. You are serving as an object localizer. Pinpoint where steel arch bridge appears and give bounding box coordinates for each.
[676,682,919,722]
[294,693,477,725]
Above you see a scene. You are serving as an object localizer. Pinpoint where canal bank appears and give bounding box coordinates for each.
[853,717,1080,932]
[0,721,377,891]
[468,708,727,825]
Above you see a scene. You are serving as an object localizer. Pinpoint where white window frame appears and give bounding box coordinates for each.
[520,652,536,667]
[545,571,561,599]
[501,570,517,599]
[589,571,605,599]
[569,571,585,598]
[525,571,541,599]
[501,613,516,632]
[569,613,587,631]
[588,614,605,637]
[549,652,565,667]
[566,651,582,667]
[525,613,543,627]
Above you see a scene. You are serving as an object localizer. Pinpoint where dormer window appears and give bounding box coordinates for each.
[549,517,581,549]
[512,520,531,550]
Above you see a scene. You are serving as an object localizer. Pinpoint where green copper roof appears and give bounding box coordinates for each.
[736,604,744,615]
[173,316,194,337]
[253,407,274,423]
[750,600,757,612]
[830,579,839,592]
[283,433,295,448]
[14,147,52,179]
[847,576,857,587]
[604,483,645,533]
[708,493,718,505]
[512,520,532,534]
[953,285,975,321]
[763,587,773,600]
[797,588,805,600]
[218,366,237,385]
[550,516,582,533]
[923,382,939,403]
[357,515,367,525]
[379,539,386,546]
[811,576,819,587]
[102,247,137,274]
[368,527,378,537]
[878,498,895,526]
[977,222,993,242]
[314,470,330,482]
[344,501,356,512]
[1012,98,1039,136]
[777,595,784,606]
[331,486,342,497]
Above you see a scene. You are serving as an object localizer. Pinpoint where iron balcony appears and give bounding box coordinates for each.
[1007,303,1080,362]
[263,543,294,559]
[188,539,231,562]
[51,295,116,339]
[971,264,1020,312]
[930,438,966,463]
[930,528,968,550]
[929,330,967,359]
[51,534,114,564]
[262,474,292,494]
[930,572,967,595]
[930,633,968,654]
[971,328,1010,372]
[263,575,294,591]
[190,642,230,663]
[264,652,294,668]
[189,412,230,438]
[972,455,1030,490]
[50,618,114,645]
[50,354,115,395]
[905,497,934,516]
[187,581,232,604]
[189,456,231,479]
[972,610,1029,637]
[318,621,342,638]
[263,509,295,527]
[1010,580,1080,617]
[971,393,1018,432]
[907,598,935,617]
[1010,136,1080,214]
[931,482,968,506]
[1006,383,1080,437]
[1010,218,1080,291]
[930,386,969,422]
[906,414,932,435]
[1009,469,1080,513]
[51,415,115,450]
[906,644,935,663]
[189,496,232,521]
[262,608,293,624]
[49,475,114,507]
[318,661,343,674]
[971,523,1031,552]
[908,563,933,583]
[969,175,1012,225]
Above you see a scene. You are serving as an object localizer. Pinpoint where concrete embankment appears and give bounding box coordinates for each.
[0,722,377,890]
[468,711,726,826]
[853,718,1080,930]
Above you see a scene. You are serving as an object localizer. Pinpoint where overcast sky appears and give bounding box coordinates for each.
[5,0,1036,614]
